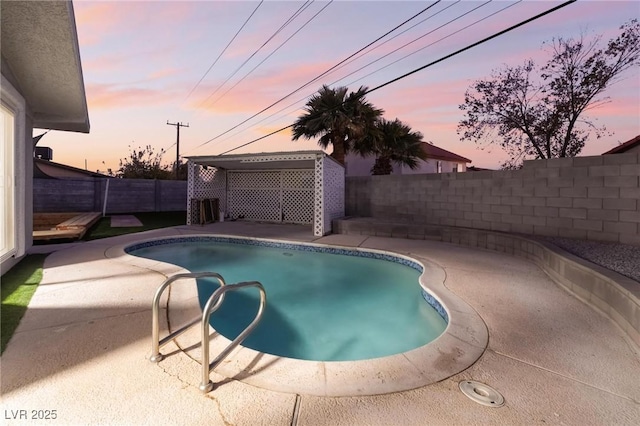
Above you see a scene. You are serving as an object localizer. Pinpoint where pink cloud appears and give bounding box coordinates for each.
[73,1,140,47]
[74,1,195,49]
[255,125,292,138]
[86,83,176,109]
[148,67,184,81]
[584,94,640,118]
[186,61,335,114]
[82,54,126,73]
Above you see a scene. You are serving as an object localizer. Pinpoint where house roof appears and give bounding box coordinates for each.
[602,135,640,154]
[1,1,89,133]
[34,158,111,179]
[421,142,471,163]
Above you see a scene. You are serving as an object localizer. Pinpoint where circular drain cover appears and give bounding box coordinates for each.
[459,381,505,407]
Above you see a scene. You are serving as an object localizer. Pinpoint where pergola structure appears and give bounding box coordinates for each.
[186,151,344,236]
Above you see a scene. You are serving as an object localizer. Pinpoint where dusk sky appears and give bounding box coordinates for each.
[41,0,640,172]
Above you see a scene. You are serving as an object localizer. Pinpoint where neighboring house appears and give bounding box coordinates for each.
[602,135,640,154]
[1,1,90,273]
[344,142,471,176]
[34,158,111,179]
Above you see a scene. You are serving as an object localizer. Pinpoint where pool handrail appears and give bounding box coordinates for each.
[150,272,227,363]
[199,281,267,393]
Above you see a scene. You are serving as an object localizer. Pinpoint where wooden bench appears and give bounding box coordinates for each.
[33,228,86,241]
[33,212,102,241]
[55,212,101,230]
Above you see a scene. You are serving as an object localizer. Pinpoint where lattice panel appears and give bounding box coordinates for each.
[229,171,280,189]
[228,171,281,222]
[228,189,281,221]
[282,170,314,189]
[314,154,324,236]
[320,156,345,235]
[187,163,227,225]
[282,189,314,224]
[281,170,314,224]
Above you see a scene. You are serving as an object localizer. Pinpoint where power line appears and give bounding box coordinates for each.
[207,1,333,109]
[215,0,577,156]
[342,0,522,88]
[198,0,314,108]
[190,1,443,150]
[184,1,264,101]
[209,0,529,152]
[200,0,481,151]
[315,1,462,86]
[212,0,488,148]
[213,0,521,154]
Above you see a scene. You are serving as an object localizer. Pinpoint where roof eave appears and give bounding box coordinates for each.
[1,1,90,133]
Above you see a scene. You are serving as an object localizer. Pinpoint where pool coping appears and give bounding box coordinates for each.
[106,234,488,397]
[334,217,640,350]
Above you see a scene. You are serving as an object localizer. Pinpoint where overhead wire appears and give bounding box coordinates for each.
[341,0,523,88]
[197,0,315,108]
[184,1,264,101]
[205,0,476,148]
[201,0,478,150]
[171,2,306,156]
[207,0,334,109]
[212,0,577,156]
[208,0,528,152]
[189,1,443,150]
[313,0,461,87]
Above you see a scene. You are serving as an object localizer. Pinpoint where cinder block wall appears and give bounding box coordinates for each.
[345,152,640,245]
[34,178,187,214]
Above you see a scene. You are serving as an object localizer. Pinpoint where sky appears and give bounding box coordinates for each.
[41,0,640,172]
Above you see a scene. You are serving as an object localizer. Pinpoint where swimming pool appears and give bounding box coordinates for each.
[128,236,448,361]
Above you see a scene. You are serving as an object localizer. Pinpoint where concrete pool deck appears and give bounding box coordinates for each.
[2,222,639,425]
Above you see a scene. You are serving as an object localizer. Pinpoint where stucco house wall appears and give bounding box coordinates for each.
[396,159,467,174]
[345,153,467,176]
[344,142,470,176]
[1,1,89,274]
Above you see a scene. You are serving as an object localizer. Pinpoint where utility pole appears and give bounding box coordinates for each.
[166,121,189,178]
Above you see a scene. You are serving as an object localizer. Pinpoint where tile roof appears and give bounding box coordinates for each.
[421,142,471,163]
[602,134,640,154]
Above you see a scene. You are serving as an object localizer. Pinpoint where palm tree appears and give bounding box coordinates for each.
[292,85,383,165]
[356,118,427,175]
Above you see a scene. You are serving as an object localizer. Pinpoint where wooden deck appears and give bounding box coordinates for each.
[33,212,102,241]
[55,212,102,230]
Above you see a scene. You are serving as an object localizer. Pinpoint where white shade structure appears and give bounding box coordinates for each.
[186,151,345,236]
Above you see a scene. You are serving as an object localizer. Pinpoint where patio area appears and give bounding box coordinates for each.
[2,222,639,425]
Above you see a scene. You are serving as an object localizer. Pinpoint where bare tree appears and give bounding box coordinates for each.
[458,19,639,168]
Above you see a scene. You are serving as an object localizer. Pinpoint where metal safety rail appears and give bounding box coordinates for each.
[199,281,266,392]
[149,272,266,394]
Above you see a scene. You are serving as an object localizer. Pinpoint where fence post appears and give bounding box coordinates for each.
[93,179,102,212]
[155,180,161,212]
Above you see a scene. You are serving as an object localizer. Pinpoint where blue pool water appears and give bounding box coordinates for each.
[129,238,447,361]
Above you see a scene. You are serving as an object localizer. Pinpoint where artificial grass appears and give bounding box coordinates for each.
[83,211,186,241]
[1,254,47,354]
